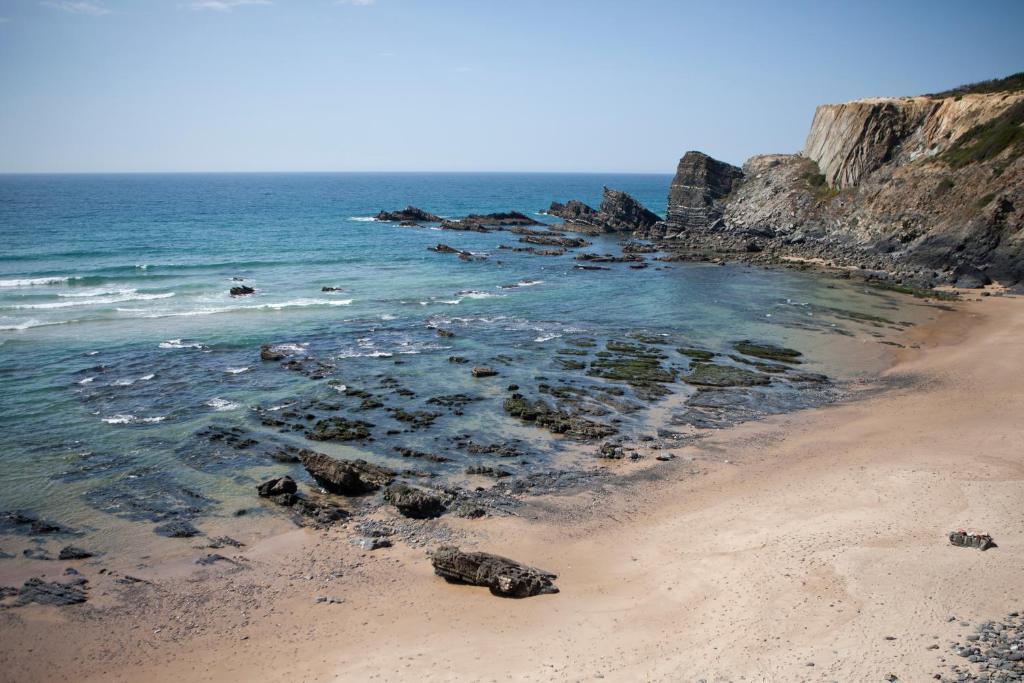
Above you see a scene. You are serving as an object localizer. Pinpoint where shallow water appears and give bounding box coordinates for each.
[0,173,939,548]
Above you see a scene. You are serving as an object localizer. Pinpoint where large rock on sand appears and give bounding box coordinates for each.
[430,545,559,598]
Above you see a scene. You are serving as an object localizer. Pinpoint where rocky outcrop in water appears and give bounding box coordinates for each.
[549,188,661,235]
[638,152,743,240]
[375,206,442,223]
[430,545,558,598]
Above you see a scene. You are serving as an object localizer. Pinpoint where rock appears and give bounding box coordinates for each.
[949,530,995,550]
[321,286,344,292]
[519,234,589,248]
[196,553,234,566]
[430,545,558,598]
[375,206,441,223]
[733,340,803,364]
[641,151,743,238]
[307,416,373,441]
[552,188,661,235]
[677,347,715,361]
[465,465,512,478]
[229,285,255,297]
[681,362,771,387]
[153,520,202,538]
[383,483,446,519]
[471,366,498,378]
[351,537,392,551]
[448,356,469,364]
[434,327,455,337]
[300,452,394,495]
[14,577,88,607]
[57,546,94,560]
[260,344,293,361]
[952,264,993,289]
[0,511,78,536]
[256,475,298,498]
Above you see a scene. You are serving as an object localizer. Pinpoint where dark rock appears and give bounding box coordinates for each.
[384,483,447,519]
[300,452,394,495]
[434,327,455,337]
[196,553,235,566]
[0,511,78,537]
[321,286,344,292]
[641,151,743,238]
[229,285,255,297]
[471,366,498,378]
[733,340,803,364]
[682,362,771,387]
[448,356,469,364]
[153,520,202,538]
[519,234,589,248]
[57,546,94,560]
[430,545,558,598]
[375,206,441,223]
[307,416,373,441]
[678,347,715,361]
[952,264,993,289]
[544,199,596,221]
[949,530,995,550]
[14,577,89,607]
[552,188,660,235]
[257,475,298,498]
[465,465,512,478]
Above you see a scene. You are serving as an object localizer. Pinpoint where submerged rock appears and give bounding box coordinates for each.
[681,362,772,387]
[0,511,78,537]
[57,546,94,560]
[430,545,558,598]
[307,416,373,442]
[733,340,803,364]
[471,366,499,378]
[300,452,394,495]
[229,285,255,297]
[153,520,202,538]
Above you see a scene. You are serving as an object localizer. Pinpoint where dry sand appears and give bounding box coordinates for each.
[2,294,1021,682]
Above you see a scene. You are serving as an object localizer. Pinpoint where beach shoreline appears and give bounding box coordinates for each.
[1,291,1021,682]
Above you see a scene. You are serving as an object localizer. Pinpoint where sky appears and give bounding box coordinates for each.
[0,0,1022,173]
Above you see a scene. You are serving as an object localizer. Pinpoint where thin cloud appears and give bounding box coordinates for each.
[42,1,110,15]
[189,0,271,11]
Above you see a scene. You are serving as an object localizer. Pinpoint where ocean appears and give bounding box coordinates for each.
[0,172,937,549]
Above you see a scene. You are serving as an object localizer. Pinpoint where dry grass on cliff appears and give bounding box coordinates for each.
[943,99,1024,168]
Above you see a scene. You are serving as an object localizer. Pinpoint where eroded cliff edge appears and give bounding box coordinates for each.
[642,74,1024,288]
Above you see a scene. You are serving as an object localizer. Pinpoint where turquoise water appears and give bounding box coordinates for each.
[0,173,930,541]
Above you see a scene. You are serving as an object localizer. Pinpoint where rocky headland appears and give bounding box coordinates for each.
[639,73,1024,290]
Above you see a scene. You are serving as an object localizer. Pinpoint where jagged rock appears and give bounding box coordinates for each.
[13,577,89,607]
[260,344,295,362]
[430,545,558,598]
[321,286,344,292]
[383,483,447,519]
[229,285,255,297]
[375,206,441,223]
[443,211,541,231]
[471,366,498,378]
[57,546,94,560]
[642,151,743,239]
[551,188,660,235]
[300,452,394,495]
[519,234,589,248]
[256,475,298,498]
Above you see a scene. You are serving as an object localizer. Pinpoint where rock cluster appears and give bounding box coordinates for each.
[547,187,661,235]
[942,612,1024,682]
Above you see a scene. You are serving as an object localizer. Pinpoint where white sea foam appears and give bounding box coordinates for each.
[379,313,398,321]
[77,377,95,385]
[457,290,501,299]
[159,339,205,349]
[141,299,352,318]
[205,397,240,411]
[330,383,348,393]
[112,378,136,387]
[139,374,155,381]
[515,279,544,287]
[225,366,250,374]
[102,414,166,425]
[349,216,377,222]
[0,276,74,288]
[10,292,175,310]
[58,287,135,298]
[533,333,563,343]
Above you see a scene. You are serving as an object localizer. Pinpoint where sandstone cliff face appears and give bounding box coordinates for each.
[804,94,1020,188]
[652,83,1024,287]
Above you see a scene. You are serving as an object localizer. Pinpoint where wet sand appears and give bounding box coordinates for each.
[1,293,1021,682]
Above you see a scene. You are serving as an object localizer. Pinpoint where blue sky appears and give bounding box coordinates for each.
[0,0,1021,173]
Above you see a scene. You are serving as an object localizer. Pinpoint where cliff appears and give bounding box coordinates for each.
[651,74,1024,288]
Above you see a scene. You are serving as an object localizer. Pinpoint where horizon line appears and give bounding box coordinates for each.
[0,169,680,177]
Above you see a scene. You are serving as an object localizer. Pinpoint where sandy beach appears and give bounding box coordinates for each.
[2,291,1021,682]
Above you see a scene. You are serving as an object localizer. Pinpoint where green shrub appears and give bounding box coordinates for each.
[943,100,1024,168]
